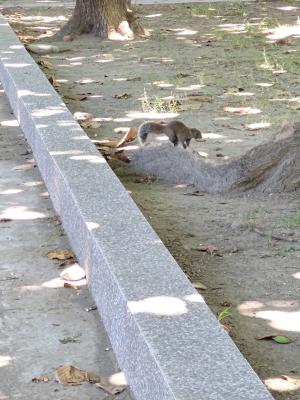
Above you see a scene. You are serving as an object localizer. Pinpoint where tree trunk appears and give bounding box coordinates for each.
[61,0,144,40]
[128,123,300,194]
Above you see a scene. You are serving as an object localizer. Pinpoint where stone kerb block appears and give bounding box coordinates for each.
[0,15,274,400]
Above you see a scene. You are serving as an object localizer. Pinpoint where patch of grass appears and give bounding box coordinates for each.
[191,0,248,17]
[275,245,297,257]
[218,307,232,322]
[247,208,260,223]
[285,208,300,228]
[141,89,181,113]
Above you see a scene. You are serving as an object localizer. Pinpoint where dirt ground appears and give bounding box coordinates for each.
[1,2,300,399]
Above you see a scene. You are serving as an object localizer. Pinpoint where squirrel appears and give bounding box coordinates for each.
[138,120,202,149]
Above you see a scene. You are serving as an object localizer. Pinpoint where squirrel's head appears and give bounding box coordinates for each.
[191,128,202,139]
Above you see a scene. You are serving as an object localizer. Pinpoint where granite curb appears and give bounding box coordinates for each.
[0,14,274,400]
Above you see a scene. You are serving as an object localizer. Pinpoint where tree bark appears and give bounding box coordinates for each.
[128,123,300,194]
[61,0,144,39]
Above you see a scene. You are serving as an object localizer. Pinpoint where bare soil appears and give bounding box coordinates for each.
[2,2,300,399]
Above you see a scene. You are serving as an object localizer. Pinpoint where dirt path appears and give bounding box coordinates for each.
[2,2,300,399]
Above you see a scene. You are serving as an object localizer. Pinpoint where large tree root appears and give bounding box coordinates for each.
[126,123,300,194]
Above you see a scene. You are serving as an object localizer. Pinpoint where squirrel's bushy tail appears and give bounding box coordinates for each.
[138,122,165,145]
[138,124,150,145]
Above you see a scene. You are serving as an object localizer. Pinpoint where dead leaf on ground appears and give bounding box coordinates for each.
[65,94,88,101]
[176,72,190,78]
[59,335,81,344]
[192,281,207,290]
[111,150,131,163]
[126,76,141,81]
[47,249,74,260]
[193,244,221,256]
[86,372,101,384]
[32,375,49,383]
[58,258,77,269]
[0,218,12,223]
[256,333,291,344]
[116,127,137,147]
[48,76,60,87]
[64,282,80,290]
[80,120,101,129]
[183,190,205,196]
[276,38,292,45]
[55,365,88,385]
[134,176,156,184]
[225,87,244,93]
[95,382,126,396]
[114,93,131,99]
[184,94,212,102]
[92,139,119,148]
[37,59,53,69]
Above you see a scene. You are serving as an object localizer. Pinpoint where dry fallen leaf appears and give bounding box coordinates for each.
[64,282,80,290]
[92,139,119,148]
[32,375,49,383]
[114,93,131,99]
[256,333,291,344]
[225,87,244,93]
[134,176,156,184]
[196,244,221,256]
[47,249,74,260]
[192,281,207,290]
[276,38,292,45]
[95,382,126,395]
[65,94,87,101]
[111,150,131,163]
[58,258,77,269]
[55,365,87,385]
[126,76,141,81]
[48,76,60,87]
[117,127,137,147]
[184,95,212,102]
[80,120,101,129]
[37,59,53,69]
[86,372,101,384]
[184,190,205,197]
[59,335,81,344]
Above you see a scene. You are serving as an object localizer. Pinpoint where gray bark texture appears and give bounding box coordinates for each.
[127,123,300,193]
[61,0,144,38]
